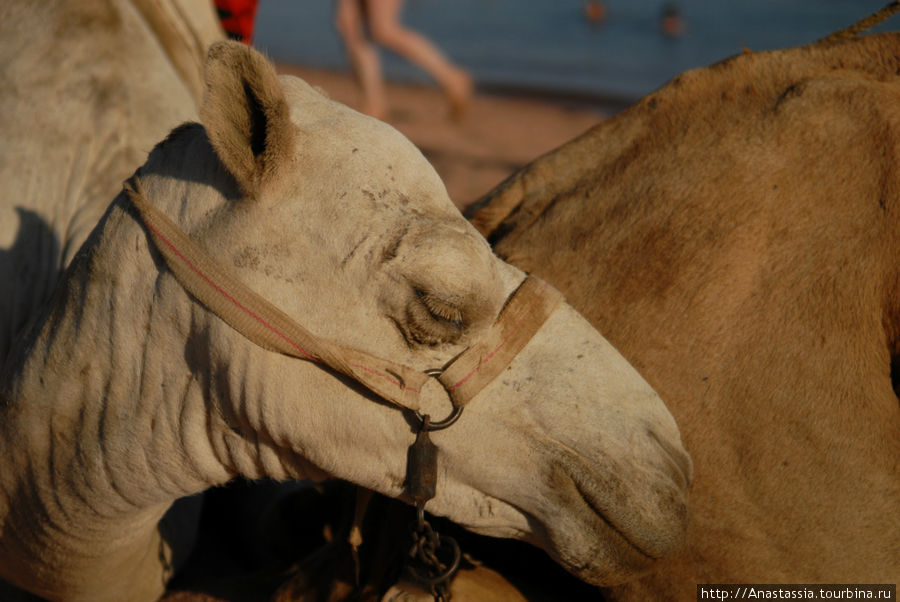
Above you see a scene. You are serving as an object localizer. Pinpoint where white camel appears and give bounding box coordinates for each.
[0,41,691,601]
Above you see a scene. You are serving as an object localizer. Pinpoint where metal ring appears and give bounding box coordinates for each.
[406,534,462,587]
[416,369,463,431]
[415,405,463,431]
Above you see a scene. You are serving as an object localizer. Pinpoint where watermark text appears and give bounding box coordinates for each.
[697,585,896,601]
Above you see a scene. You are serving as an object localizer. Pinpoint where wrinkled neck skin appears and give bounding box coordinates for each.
[0,185,339,599]
[0,200,216,600]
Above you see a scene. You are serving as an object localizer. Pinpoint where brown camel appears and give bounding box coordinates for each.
[466,31,900,600]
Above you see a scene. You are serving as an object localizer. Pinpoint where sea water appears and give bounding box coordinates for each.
[253,0,895,106]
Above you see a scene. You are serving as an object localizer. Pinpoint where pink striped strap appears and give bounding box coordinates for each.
[438,276,561,406]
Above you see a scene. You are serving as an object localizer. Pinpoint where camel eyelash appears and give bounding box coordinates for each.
[414,288,464,330]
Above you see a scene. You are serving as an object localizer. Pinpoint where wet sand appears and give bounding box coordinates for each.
[276,63,609,210]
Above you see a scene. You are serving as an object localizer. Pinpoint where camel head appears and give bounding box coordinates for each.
[0,41,690,597]
[137,41,692,584]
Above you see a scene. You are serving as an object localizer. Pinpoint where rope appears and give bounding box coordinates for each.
[819,1,900,43]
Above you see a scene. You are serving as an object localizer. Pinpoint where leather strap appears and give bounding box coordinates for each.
[438,276,561,406]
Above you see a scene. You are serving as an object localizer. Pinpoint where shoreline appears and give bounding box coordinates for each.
[275,62,611,209]
[474,80,637,115]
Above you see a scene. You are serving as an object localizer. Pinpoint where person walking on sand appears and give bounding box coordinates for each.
[334,0,472,121]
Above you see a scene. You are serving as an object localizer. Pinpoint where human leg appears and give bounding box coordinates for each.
[365,0,471,117]
[334,0,388,119]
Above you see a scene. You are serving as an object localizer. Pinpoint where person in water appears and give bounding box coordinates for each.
[334,0,472,121]
[660,2,686,37]
[583,0,608,25]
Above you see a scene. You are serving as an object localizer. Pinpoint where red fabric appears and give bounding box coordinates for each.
[214,0,259,44]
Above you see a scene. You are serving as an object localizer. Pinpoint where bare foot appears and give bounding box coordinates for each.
[444,68,472,122]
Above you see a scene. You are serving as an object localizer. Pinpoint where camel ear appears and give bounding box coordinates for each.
[200,41,294,198]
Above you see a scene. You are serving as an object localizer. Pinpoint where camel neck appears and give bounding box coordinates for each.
[0,200,211,600]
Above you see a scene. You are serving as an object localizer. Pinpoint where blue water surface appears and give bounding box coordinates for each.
[253,0,895,104]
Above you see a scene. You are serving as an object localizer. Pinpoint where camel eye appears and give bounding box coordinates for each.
[401,288,466,346]
[416,288,464,330]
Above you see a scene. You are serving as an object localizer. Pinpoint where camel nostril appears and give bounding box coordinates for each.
[648,428,693,491]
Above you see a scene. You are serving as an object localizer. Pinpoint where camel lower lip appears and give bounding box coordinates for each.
[573,477,660,562]
[545,441,689,575]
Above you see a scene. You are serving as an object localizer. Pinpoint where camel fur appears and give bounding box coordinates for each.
[467,32,900,599]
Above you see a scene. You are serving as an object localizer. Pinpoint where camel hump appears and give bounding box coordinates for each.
[199,40,294,199]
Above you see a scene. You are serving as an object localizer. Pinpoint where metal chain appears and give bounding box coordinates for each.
[406,501,461,602]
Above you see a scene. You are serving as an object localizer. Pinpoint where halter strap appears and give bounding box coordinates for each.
[437,275,560,406]
[124,175,562,414]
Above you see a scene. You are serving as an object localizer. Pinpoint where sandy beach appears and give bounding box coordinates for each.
[276,63,609,210]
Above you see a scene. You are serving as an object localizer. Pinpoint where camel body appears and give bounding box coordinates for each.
[0,0,221,365]
[468,32,900,600]
[0,37,691,602]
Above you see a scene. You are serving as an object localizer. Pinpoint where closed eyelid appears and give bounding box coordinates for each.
[396,289,467,346]
[415,288,464,329]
